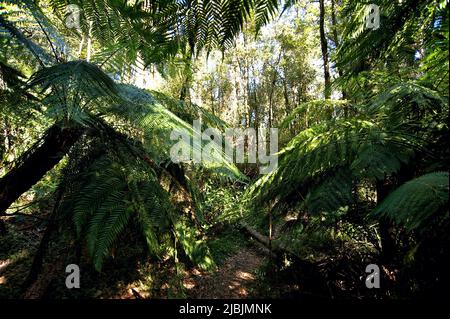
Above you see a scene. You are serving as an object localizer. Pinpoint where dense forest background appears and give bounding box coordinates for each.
[0,0,448,300]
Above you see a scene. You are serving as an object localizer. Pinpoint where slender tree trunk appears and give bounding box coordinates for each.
[245,60,252,128]
[330,0,347,101]
[319,0,331,99]
[0,124,83,220]
[210,83,215,115]
[330,0,339,49]
[268,51,282,128]
[179,75,190,102]
[252,77,259,151]
[282,76,290,114]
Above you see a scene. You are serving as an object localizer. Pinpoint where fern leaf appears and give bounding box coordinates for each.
[372,172,449,231]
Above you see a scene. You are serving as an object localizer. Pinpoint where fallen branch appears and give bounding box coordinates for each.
[131,288,143,299]
[240,222,324,274]
[240,222,331,298]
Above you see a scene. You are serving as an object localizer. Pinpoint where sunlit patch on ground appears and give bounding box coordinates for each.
[0,260,11,273]
[236,270,254,280]
[186,248,264,299]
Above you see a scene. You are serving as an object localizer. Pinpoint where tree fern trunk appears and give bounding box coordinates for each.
[0,124,82,219]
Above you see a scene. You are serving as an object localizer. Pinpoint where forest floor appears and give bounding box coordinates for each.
[185,247,265,299]
[0,217,270,299]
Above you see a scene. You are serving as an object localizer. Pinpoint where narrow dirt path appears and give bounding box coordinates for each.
[186,247,265,299]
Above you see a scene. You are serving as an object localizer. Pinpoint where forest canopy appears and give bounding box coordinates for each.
[0,0,448,300]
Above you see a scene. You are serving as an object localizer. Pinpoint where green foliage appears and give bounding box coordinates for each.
[336,0,449,95]
[62,151,175,271]
[372,172,449,231]
[0,8,245,271]
[27,61,120,125]
[174,218,216,271]
[207,225,249,264]
[0,11,54,66]
[366,81,448,121]
[247,116,416,205]
[279,99,350,130]
[247,69,448,245]
[6,32,243,271]
[46,0,280,66]
[149,90,229,131]
[110,84,245,180]
[1,0,448,300]
[305,168,354,215]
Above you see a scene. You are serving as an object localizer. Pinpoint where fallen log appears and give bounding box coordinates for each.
[240,222,331,298]
[241,223,271,247]
[240,223,295,257]
[240,223,327,273]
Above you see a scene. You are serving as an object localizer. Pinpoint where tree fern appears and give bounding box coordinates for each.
[110,83,244,180]
[46,0,280,62]
[371,172,449,232]
[63,151,174,271]
[305,167,355,216]
[26,60,121,127]
[247,117,417,205]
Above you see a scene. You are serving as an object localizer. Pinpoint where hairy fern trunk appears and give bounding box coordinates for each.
[0,124,82,224]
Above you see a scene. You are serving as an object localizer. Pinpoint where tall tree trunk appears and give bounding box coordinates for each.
[77,34,85,58]
[319,0,331,99]
[268,50,282,128]
[330,0,347,101]
[251,77,259,151]
[179,76,190,102]
[282,76,290,114]
[0,124,82,220]
[330,0,339,49]
[210,82,215,115]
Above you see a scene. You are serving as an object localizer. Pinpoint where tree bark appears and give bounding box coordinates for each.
[268,50,282,128]
[319,0,331,99]
[0,124,83,218]
[330,0,347,101]
[241,223,304,261]
[330,0,339,49]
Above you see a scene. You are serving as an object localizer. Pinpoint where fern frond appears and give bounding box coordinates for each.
[110,84,245,180]
[0,13,54,66]
[247,117,417,205]
[305,167,355,215]
[372,172,449,231]
[26,60,121,125]
[63,151,176,271]
[174,218,216,271]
